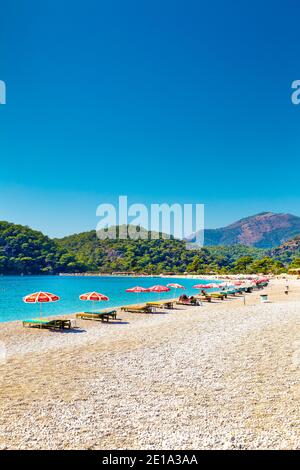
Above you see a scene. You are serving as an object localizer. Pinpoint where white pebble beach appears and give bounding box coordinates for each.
[0,278,299,450]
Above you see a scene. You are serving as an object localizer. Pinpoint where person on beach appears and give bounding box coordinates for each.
[179,294,188,302]
[285,282,289,295]
[189,296,201,306]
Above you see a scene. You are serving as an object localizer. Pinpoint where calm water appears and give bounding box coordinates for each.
[0,275,217,323]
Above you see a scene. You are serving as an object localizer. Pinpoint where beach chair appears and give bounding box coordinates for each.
[146,301,174,309]
[176,298,199,306]
[196,295,212,302]
[76,309,117,322]
[210,292,226,300]
[222,289,239,296]
[22,318,71,330]
[121,305,153,313]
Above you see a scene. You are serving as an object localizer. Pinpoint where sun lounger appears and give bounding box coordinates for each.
[22,318,71,329]
[197,295,212,302]
[76,309,117,322]
[146,301,174,309]
[176,299,199,306]
[210,292,226,300]
[222,290,238,296]
[121,305,154,313]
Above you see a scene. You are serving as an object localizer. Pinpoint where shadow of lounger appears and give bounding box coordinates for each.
[22,318,72,330]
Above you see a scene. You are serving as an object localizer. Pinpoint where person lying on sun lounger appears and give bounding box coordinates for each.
[177,295,200,306]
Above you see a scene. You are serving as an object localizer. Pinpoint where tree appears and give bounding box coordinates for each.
[232,256,254,273]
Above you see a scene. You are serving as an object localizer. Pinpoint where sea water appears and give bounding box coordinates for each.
[0,275,218,323]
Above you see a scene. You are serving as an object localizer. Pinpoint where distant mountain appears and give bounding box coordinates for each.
[201,212,300,248]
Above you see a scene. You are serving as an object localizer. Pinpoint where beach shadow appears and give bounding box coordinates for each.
[148,310,172,315]
[102,320,129,325]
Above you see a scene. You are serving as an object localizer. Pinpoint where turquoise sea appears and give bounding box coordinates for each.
[0,275,218,323]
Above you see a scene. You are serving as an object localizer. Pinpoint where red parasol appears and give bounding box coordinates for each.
[126,286,150,293]
[79,292,109,301]
[193,283,215,289]
[23,292,60,303]
[126,286,150,304]
[23,291,60,320]
[148,285,170,300]
[166,283,185,289]
[148,285,170,292]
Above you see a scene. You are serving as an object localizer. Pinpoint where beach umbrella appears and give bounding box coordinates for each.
[79,292,109,301]
[193,283,215,289]
[126,286,150,293]
[193,284,208,289]
[166,283,185,299]
[166,283,185,289]
[218,282,234,288]
[23,291,60,320]
[148,285,170,300]
[257,277,269,283]
[126,286,149,304]
[148,285,170,292]
[79,291,109,312]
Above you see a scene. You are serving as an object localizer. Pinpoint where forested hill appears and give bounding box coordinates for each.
[268,235,300,265]
[0,221,84,274]
[55,226,269,274]
[0,221,298,275]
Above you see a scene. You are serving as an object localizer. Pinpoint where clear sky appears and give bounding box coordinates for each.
[1,0,300,237]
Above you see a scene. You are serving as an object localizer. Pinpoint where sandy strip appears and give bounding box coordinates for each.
[0,279,299,449]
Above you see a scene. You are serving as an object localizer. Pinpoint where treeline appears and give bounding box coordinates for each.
[56,227,291,275]
[0,221,299,275]
[0,221,85,274]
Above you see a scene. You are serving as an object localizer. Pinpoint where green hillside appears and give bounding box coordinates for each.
[0,221,84,274]
[55,226,282,275]
[0,221,298,275]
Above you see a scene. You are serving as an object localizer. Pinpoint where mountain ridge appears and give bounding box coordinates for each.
[1,214,300,274]
[202,212,300,248]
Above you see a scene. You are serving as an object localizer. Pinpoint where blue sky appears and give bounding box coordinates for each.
[1,0,300,237]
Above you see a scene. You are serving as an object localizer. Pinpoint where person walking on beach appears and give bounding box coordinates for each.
[285,281,289,295]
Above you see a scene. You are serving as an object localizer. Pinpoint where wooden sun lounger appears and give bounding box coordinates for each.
[224,289,243,296]
[121,305,153,313]
[76,309,117,322]
[22,318,71,329]
[176,300,198,306]
[210,292,226,300]
[197,295,212,302]
[222,290,237,296]
[146,301,174,309]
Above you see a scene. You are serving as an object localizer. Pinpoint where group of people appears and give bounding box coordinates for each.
[178,294,200,305]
